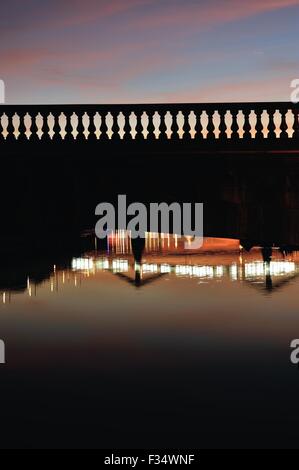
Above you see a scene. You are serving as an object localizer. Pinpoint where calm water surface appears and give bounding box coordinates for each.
[1,233,299,448]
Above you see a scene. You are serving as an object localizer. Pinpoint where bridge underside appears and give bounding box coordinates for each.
[1,138,299,159]
[1,146,299,253]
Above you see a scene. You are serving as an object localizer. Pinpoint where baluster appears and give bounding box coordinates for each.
[293,107,299,139]
[134,111,144,140]
[76,111,86,141]
[123,111,132,141]
[6,111,16,142]
[18,111,27,142]
[41,113,50,141]
[230,110,239,139]
[280,109,288,138]
[159,111,168,140]
[267,108,276,139]
[218,110,227,139]
[194,109,203,139]
[206,110,214,139]
[52,112,61,141]
[255,109,263,139]
[182,111,191,140]
[64,111,74,141]
[111,111,120,140]
[243,110,251,139]
[99,112,109,141]
[146,110,155,141]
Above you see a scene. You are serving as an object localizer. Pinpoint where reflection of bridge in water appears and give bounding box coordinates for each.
[1,101,299,299]
[2,233,299,303]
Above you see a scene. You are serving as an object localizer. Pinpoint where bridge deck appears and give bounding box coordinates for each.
[0,102,298,155]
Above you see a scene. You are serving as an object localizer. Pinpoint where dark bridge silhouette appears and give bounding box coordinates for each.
[1,101,298,154]
[1,100,299,268]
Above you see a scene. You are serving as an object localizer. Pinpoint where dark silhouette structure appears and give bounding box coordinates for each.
[0,101,298,154]
[1,101,299,286]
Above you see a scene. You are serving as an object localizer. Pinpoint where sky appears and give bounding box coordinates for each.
[0,0,299,104]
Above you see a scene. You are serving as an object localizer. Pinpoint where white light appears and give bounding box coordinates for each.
[96,259,109,270]
[112,259,129,273]
[244,261,296,278]
[72,258,94,271]
[142,263,158,273]
[230,264,238,280]
[160,264,171,273]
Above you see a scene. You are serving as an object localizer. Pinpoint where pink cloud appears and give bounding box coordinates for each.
[155,76,295,103]
[0,49,47,73]
[131,0,299,31]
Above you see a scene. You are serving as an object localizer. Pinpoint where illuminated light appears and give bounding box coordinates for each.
[112,259,129,273]
[54,265,56,272]
[161,264,171,274]
[62,272,65,284]
[215,266,224,277]
[230,264,238,280]
[74,276,77,287]
[142,263,158,273]
[27,278,32,297]
[135,262,141,273]
[50,279,54,292]
[27,277,32,297]
[186,236,192,247]
[72,258,94,271]
[244,261,296,278]
[96,259,109,270]
[2,292,6,304]
[175,265,192,277]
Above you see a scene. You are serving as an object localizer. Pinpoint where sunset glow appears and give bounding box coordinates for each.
[1,0,299,103]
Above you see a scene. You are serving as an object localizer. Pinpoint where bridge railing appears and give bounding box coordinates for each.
[0,102,298,142]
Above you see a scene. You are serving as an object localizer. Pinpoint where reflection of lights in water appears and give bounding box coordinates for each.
[161,264,171,274]
[142,264,158,273]
[135,262,141,273]
[96,259,109,270]
[1,256,298,305]
[215,266,224,277]
[245,261,295,277]
[112,259,129,273]
[27,277,32,297]
[72,258,94,271]
[230,264,238,281]
[175,265,214,278]
[70,257,298,281]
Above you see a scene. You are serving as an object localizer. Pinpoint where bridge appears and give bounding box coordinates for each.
[0,101,299,154]
[1,100,299,257]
